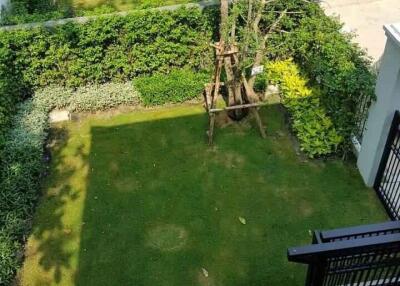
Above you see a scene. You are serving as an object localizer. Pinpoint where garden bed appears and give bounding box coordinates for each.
[0,1,377,283]
[18,103,385,285]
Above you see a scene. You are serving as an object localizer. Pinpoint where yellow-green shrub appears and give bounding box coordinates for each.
[267,60,342,157]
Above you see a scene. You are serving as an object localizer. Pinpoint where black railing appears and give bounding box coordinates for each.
[374,110,400,220]
[288,221,400,286]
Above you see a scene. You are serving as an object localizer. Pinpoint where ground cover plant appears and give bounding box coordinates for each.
[19,104,385,285]
[133,69,209,106]
[0,5,215,150]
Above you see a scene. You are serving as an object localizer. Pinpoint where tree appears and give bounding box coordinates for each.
[205,0,288,143]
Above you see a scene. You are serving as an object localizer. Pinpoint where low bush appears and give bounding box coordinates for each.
[267,60,342,157]
[0,0,203,25]
[268,10,375,152]
[0,81,139,285]
[35,82,139,112]
[134,69,209,106]
[0,7,214,88]
[0,234,18,285]
[0,98,49,285]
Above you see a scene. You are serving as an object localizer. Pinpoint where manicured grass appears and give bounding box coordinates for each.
[20,103,386,285]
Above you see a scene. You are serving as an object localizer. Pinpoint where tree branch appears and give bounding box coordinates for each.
[248,9,288,89]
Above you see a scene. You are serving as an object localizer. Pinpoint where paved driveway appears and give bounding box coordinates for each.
[321,0,400,61]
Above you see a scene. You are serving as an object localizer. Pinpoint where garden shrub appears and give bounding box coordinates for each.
[0,5,215,180]
[267,59,342,157]
[0,234,18,285]
[134,69,209,106]
[269,9,375,152]
[0,82,139,285]
[0,98,49,285]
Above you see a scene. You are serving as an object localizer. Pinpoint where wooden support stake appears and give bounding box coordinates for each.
[209,102,269,113]
[204,42,267,144]
[208,113,216,145]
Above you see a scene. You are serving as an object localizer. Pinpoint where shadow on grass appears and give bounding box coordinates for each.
[26,104,386,285]
[27,126,86,284]
[74,107,283,285]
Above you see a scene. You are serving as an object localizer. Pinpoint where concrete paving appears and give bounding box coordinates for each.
[321,0,400,61]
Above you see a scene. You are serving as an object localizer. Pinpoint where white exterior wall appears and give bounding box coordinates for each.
[0,0,9,18]
[0,0,8,9]
[357,23,400,186]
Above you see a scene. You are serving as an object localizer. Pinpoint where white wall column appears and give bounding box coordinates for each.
[0,0,10,18]
[358,23,400,187]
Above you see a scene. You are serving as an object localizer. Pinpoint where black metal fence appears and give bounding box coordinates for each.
[354,92,373,144]
[288,221,400,286]
[374,111,400,220]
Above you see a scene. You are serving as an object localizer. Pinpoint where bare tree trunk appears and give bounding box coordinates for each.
[248,9,287,89]
[220,0,229,37]
[220,0,242,107]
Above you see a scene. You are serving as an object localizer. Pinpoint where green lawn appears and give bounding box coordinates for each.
[20,103,386,286]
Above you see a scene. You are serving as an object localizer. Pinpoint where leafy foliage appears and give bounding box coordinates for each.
[267,60,342,157]
[36,82,139,112]
[226,0,321,71]
[0,8,214,88]
[268,9,375,152]
[134,69,209,106]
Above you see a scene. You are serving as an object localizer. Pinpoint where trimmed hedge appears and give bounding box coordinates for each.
[36,82,139,112]
[0,8,214,88]
[134,69,209,106]
[0,82,139,285]
[267,60,342,157]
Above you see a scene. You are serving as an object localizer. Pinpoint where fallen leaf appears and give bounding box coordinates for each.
[202,268,209,277]
[239,217,246,225]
